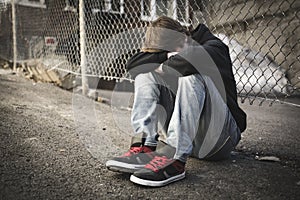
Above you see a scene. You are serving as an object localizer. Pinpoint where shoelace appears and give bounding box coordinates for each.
[122,146,143,157]
[144,156,171,172]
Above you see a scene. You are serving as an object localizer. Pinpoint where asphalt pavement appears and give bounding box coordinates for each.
[0,68,299,199]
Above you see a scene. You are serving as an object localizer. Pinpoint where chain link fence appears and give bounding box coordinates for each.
[0,0,299,105]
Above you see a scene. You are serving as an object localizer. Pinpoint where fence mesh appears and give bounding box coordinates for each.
[0,0,299,105]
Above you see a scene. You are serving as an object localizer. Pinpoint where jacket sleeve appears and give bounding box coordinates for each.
[126,51,168,79]
[161,41,226,77]
[126,40,229,79]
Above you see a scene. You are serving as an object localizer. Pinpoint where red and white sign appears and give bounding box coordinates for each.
[44,37,57,46]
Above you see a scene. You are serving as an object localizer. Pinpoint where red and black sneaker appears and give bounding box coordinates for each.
[106,143,156,173]
[130,155,186,187]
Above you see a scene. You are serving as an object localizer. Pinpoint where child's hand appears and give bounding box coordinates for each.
[167,52,179,58]
[155,64,164,75]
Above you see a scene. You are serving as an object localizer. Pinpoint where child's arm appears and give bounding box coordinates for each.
[126,51,168,79]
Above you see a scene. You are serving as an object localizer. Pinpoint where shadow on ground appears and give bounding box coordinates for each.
[0,71,299,199]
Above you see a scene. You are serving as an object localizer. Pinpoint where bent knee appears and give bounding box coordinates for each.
[178,74,206,88]
[135,72,156,85]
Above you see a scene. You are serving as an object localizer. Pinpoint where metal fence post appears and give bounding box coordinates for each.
[11,0,17,72]
[79,0,88,95]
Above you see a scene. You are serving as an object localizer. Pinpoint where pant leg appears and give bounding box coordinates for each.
[203,108,241,161]
[131,72,175,146]
[192,75,241,161]
[166,74,206,162]
[166,74,241,162]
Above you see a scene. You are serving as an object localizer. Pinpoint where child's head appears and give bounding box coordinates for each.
[142,16,189,52]
[150,16,189,35]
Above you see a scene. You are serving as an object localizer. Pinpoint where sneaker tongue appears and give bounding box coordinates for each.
[130,142,143,148]
[155,141,176,158]
[143,145,156,152]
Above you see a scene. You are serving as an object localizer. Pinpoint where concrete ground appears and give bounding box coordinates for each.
[0,68,299,199]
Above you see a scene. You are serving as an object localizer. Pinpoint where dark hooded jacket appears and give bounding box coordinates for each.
[126,24,247,132]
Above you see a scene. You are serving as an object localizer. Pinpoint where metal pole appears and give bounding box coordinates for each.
[79,0,88,95]
[12,0,17,71]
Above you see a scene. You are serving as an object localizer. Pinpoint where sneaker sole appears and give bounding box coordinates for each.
[106,160,145,173]
[130,171,186,187]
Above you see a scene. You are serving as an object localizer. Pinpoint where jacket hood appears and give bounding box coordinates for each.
[190,24,219,45]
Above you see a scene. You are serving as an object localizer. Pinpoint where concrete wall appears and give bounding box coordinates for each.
[205,0,300,89]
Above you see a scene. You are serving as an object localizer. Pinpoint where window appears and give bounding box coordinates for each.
[17,0,46,8]
[103,0,124,14]
[141,0,152,17]
[176,0,189,24]
[141,0,189,25]
[64,0,77,12]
